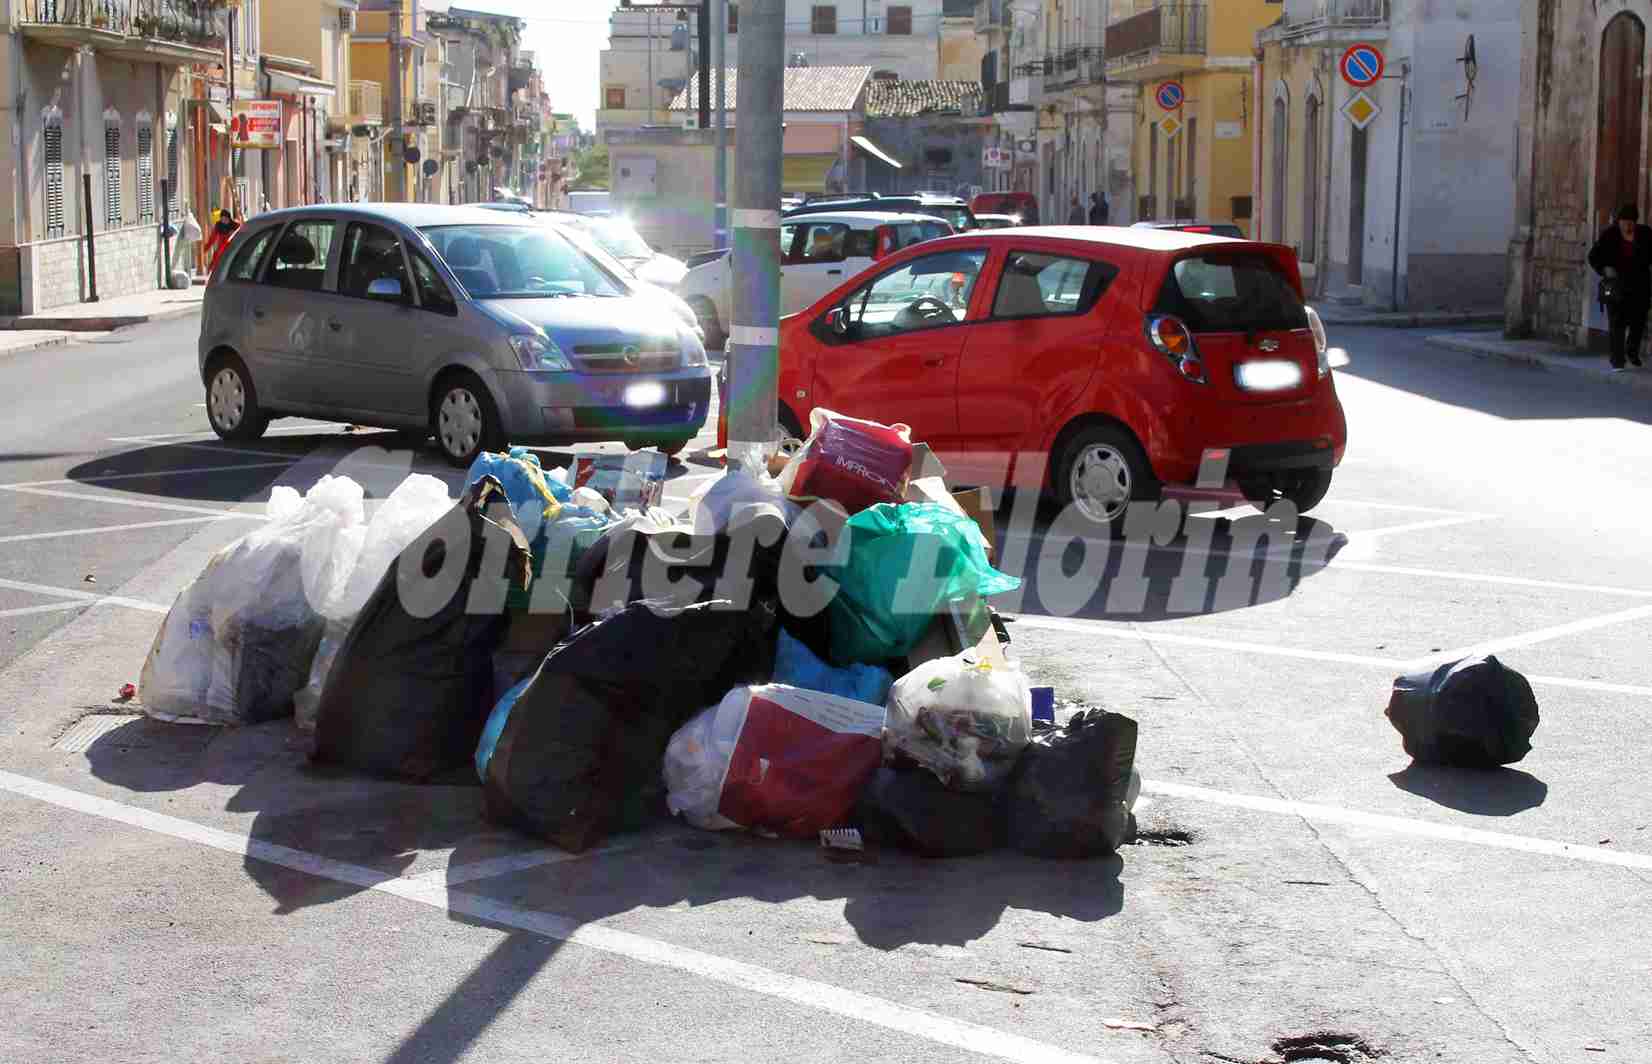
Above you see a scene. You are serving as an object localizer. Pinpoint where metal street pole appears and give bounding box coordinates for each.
[726,0,782,469]
[388,0,405,201]
[697,0,711,130]
[713,0,728,247]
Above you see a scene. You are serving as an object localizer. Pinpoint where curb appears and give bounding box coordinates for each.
[0,301,203,332]
[0,334,74,358]
[1316,311,1505,330]
[1424,334,1652,394]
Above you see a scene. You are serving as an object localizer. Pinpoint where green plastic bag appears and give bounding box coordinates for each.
[825,502,1020,665]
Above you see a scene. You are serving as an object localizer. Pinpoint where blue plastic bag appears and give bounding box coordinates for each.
[824,502,1020,665]
[465,448,569,542]
[773,628,893,705]
[476,675,533,781]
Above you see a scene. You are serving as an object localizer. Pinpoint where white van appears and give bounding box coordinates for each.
[567,190,612,215]
[674,211,952,348]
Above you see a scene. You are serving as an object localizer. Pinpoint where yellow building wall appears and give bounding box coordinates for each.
[939,22,986,81]
[260,3,322,69]
[1255,41,1326,264]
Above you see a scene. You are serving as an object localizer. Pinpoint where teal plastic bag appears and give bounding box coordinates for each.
[825,502,1020,665]
[476,675,533,781]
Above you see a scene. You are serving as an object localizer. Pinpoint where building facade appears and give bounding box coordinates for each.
[977,0,1043,203]
[0,0,269,314]
[257,0,355,210]
[1258,0,1519,307]
[1506,0,1652,345]
[863,78,991,196]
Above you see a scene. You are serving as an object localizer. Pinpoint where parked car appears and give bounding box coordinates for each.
[785,193,975,233]
[1133,220,1247,239]
[531,211,705,341]
[567,190,612,215]
[970,191,1039,226]
[198,204,711,464]
[973,213,1023,230]
[557,214,687,288]
[675,210,953,349]
[773,226,1347,525]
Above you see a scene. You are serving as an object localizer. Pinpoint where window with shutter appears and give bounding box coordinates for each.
[104,112,123,229]
[165,118,180,218]
[887,6,912,34]
[137,112,155,225]
[811,6,836,34]
[44,110,65,239]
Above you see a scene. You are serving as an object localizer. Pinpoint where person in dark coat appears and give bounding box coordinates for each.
[1588,203,1652,369]
[1088,192,1108,225]
[1067,196,1085,225]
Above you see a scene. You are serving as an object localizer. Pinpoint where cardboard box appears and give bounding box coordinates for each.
[573,451,666,511]
[908,442,948,481]
[903,477,997,562]
[903,593,1007,674]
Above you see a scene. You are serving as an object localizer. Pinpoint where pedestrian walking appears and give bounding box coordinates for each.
[1067,195,1085,226]
[1588,203,1652,370]
[1088,192,1108,225]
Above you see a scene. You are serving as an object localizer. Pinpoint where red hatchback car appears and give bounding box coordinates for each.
[774,227,1347,525]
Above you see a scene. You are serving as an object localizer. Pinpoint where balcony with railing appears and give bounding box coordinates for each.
[1044,46,1105,92]
[1105,3,1206,82]
[1262,0,1390,46]
[19,0,226,62]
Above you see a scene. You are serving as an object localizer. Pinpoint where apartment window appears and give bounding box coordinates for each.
[811,5,836,34]
[887,6,912,34]
[165,117,180,217]
[43,109,65,239]
[605,86,626,110]
[1302,97,1320,262]
[728,3,738,32]
[104,110,123,229]
[1185,116,1197,214]
[137,112,155,225]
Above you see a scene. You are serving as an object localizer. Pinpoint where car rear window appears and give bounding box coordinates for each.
[1154,252,1307,333]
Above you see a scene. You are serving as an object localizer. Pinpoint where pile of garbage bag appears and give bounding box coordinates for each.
[136,418,1142,862]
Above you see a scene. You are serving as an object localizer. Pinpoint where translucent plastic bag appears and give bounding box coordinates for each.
[825,502,1021,665]
[690,470,800,537]
[293,474,452,730]
[885,651,1033,791]
[776,408,913,515]
[141,476,366,726]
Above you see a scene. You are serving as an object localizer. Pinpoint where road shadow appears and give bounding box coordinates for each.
[1388,763,1549,816]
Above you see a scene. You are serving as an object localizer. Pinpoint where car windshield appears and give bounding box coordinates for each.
[420,224,627,299]
[1157,252,1308,332]
[585,218,653,261]
[929,206,971,230]
[540,220,640,286]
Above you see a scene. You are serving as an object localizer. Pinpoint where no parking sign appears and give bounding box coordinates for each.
[1339,43,1385,88]
[1155,81,1184,111]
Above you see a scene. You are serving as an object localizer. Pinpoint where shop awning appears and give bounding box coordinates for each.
[782,154,839,193]
[851,135,902,169]
[269,70,337,99]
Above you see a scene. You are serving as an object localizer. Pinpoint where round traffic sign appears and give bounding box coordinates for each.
[1340,43,1385,88]
[1155,81,1184,111]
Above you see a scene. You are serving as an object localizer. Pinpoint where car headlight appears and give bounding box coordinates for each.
[1234,359,1304,392]
[1305,306,1330,378]
[508,333,572,371]
[680,328,708,367]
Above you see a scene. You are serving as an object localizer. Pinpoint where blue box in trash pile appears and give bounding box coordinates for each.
[573,451,667,511]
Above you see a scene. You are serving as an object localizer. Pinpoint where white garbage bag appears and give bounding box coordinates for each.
[140,476,366,725]
[885,651,1033,791]
[293,473,453,730]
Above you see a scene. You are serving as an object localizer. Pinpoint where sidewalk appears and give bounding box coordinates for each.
[1311,304,1504,329]
[0,283,204,332]
[1426,329,1652,394]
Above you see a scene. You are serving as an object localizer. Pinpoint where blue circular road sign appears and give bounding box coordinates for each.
[1340,43,1385,88]
[1155,81,1184,111]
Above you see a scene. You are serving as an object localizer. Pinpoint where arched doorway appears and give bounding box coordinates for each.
[1595,13,1645,229]
[1271,90,1288,243]
[1303,94,1320,263]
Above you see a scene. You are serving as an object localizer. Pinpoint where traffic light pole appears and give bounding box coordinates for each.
[726,0,782,470]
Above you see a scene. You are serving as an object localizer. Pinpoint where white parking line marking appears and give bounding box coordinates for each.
[0,578,169,614]
[0,515,235,545]
[1405,602,1652,671]
[2,459,296,489]
[0,485,264,519]
[410,840,650,887]
[1143,779,1652,872]
[1345,514,1495,540]
[1322,560,1652,600]
[1322,499,1487,515]
[109,424,339,444]
[0,771,1111,1064]
[0,601,90,620]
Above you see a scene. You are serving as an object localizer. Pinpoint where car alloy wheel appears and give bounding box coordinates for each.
[1069,442,1133,525]
[208,366,246,432]
[438,385,484,461]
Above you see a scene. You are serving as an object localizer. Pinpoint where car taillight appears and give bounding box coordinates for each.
[872,225,895,260]
[1146,314,1206,383]
[1305,306,1331,377]
[1181,225,1212,233]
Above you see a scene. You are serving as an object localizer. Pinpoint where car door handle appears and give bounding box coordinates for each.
[327,319,343,333]
[251,308,267,320]
[827,269,843,276]
[922,355,945,367]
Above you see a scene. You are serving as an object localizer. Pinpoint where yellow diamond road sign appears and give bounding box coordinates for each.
[1159,114,1183,139]
[1341,90,1380,130]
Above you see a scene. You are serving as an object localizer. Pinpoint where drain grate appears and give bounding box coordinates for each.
[1272,1032,1382,1062]
[52,714,141,753]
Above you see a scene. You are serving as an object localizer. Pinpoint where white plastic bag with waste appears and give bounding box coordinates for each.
[689,470,801,537]
[885,651,1033,791]
[141,476,366,725]
[293,473,452,729]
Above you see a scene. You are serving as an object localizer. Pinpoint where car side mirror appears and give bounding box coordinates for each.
[367,277,404,300]
[825,306,849,336]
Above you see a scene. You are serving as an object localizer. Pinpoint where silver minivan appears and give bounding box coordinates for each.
[198,204,711,465]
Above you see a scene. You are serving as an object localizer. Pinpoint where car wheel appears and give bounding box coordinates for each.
[431,372,504,467]
[1240,468,1333,514]
[204,354,270,443]
[688,297,725,349]
[1054,425,1158,529]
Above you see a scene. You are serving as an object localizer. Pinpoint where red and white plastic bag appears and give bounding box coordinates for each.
[663,684,887,837]
[777,408,913,514]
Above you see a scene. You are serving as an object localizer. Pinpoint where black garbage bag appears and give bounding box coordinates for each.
[482,598,778,853]
[1386,655,1540,767]
[1004,709,1138,858]
[854,766,999,858]
[312,479,531,781]
[573,513,789,622]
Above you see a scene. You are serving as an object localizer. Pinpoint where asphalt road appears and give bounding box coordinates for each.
[3,316,1651,1064]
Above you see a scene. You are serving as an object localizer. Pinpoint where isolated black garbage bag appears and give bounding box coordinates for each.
[482,598,778,853]
[313,479,530,781]
[1005,709,1139,858]
[1386,654,1539,767]
[855,766,999,858]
